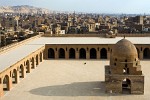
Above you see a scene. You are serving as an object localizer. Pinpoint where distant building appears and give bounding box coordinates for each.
[88,23,95,32]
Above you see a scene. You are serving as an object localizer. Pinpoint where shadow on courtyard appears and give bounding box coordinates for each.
[29,81,132,96]
[29,81,107,96]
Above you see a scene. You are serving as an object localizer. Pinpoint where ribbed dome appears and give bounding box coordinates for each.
[112,39,138,58]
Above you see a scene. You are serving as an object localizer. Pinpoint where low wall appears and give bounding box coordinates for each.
[0,35,41,54]
[42,33,150,37]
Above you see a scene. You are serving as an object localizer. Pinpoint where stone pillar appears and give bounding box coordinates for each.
[76,51,79,59]
[97,50,100,59]
[107,52,110,60]
[55,51,58,59]
[16,68,20,83]
[139,52,143,60]
[0,78,4,97]
[65,50,69,59]
[8,77,12,91]
[44,49,48,59]
[86,51,90,59]
[33,59,36,69]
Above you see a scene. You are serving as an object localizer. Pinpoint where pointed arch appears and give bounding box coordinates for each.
[26,60,30,73]
[31,57,35,69]
[100,48,107,59]
[59,48,65,59]
[3,75,10,91]
[48,48,55,59]
[36,55,39,66]
[122,78,131,94]
[19,64,24,78]
[79,48,86,59]
[143,48,150,59]
[69,48,75,59]
[40,52,43,62]
[90,48,97,59]
[12,69,18,84]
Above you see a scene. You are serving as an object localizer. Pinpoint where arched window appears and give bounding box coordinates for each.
[79,48,86,59]
[90,48,97,59]
[26,60,30,73]
[3,75,9,91]
[69,48,75,59]
[122,78,131,94]
[59,48,65,58]
[12,69,17,84]
[48,48,55,59]
[19,64,24,78]
[31,57,35,69]
[100,48,107,59]
[123,68,129,74]
[40,52,42,62]
[36,55,39,66]
[143,48,150,59]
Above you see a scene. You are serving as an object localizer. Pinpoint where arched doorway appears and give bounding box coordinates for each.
[31,57,35,69]
[12,69,17,84]
[122,78,131,94]
[36,55,39,66]
[143,48,150,59]
[3,75,9,91]
[90,48,97,59]
[19,64,24,78]
[69,48,75,59]
[79,48,86,59]
[59,48,65,59]
[136,48,140,59]
[48,48,55,59]
[26,60,30,73]
[40,52,42,62]
[100,48,107,59]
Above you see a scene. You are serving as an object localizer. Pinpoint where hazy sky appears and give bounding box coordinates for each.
[0,0,149,14]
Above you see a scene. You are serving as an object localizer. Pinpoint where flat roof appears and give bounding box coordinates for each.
[30,37,150,45]
[0,43,44,73]
[0,36,150,73]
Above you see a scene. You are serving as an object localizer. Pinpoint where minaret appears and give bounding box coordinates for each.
[14,16,20,31]
[73,11,75,26]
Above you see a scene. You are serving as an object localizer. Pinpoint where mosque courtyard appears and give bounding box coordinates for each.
[0,60,150,100]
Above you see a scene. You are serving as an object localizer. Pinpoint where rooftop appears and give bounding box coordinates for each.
[0,36,150,72]
[30,37,150,45]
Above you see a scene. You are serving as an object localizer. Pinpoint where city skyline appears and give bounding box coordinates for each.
[0,0,150,14]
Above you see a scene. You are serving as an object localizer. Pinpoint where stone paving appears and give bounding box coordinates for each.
[1,60,150,100]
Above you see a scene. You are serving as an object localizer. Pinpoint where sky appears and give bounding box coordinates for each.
[0,0,150,14]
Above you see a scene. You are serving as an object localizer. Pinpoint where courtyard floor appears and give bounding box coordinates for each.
[1,60,150,100]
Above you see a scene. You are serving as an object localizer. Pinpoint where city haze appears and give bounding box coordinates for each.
[0,0,150,14]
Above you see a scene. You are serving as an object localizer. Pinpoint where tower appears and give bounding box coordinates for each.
[105,39,144,94]
[14,16,20,31]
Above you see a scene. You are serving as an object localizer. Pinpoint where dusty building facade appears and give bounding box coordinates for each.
[44,44,150,60]
[105,39,144,94]
[0,36,149,97]
[0,46,44,97]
